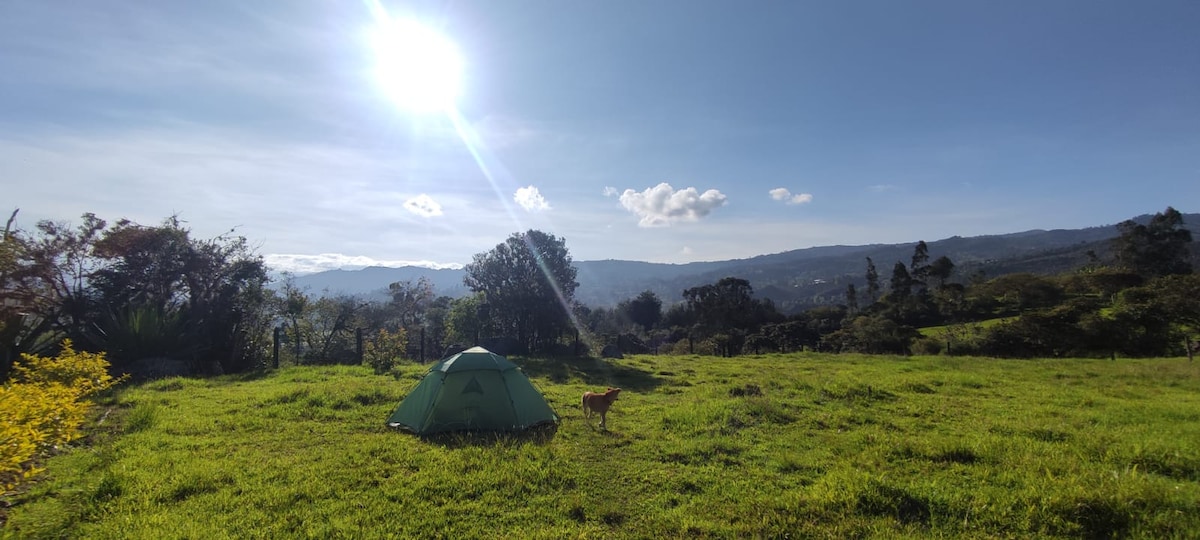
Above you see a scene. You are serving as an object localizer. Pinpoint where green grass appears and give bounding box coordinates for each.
[918,316,1017,337]
[4,354,1200,538]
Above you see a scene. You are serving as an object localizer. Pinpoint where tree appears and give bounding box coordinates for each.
[273,275,310,362]
[928,256,955,289]
[865,257,880,304]
[1114,206,1193,278]
[445,293,486,347]
[888,262,912,302]
[463,230,579,354]
[621,290,662,333]
[823,315,919,355]
[387,278,435,331]
[12,214,107,348]
[845,283,858,314]
[910,241,931,288]
[88,217,270,373]
[683,277,756,332]
[303,295,365,364]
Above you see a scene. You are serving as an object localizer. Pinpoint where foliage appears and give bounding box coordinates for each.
[824,315,920,354]
[92,307,198,373]
[444,293,486,347]
[5,355,1200,537]
[362,328,408,375]
[385,278,436,331]
[1,214,270,377]
[619,290,662,334]
[678,277,783,355]
[1,340,122,494]
[864,257,880,304]
[463,230,579,354]
[1114,206,1193,278]
[302,296,365,364]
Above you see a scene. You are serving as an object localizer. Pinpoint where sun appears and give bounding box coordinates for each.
[370,17,463,113]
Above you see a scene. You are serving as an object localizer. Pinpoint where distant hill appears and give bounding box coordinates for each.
[282,213,1200,312]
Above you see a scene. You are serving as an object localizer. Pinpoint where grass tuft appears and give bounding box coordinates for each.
[123,403,158,433]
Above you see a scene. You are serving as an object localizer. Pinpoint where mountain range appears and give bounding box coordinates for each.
[282,213,1200,312]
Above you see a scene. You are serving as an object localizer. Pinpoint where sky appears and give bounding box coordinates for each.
[3,1,1198,274]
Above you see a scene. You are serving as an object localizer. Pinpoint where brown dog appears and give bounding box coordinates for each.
[582,387,621,429]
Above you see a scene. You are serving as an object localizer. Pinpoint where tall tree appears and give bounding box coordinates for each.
[622,290,663,333]
[845,283,859,314]
[386,278,435,330]
[889,262,912,301]
[865,257,880,304]
[463,230,579,353]
[683,277,756,332]
[910,241,931,290]
[928,255,956,289]
[1114,207,1193,278]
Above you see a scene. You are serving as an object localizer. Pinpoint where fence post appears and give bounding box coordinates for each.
[273,326,281,369]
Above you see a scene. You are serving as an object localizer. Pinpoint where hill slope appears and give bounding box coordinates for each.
[285,213,1200,310]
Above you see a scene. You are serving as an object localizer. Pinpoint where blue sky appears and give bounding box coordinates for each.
[3,1,1197,273]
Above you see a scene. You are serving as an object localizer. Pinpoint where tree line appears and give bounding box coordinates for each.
[2,207,1197,380]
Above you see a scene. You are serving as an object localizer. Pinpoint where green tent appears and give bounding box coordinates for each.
[387,346,558,434]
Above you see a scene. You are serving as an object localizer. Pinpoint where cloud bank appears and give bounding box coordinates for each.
[618,183,727,227]
[514,185,550,211]
[263,253,463,275]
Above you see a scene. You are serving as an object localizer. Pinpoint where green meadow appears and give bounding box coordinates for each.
[3,354,1199,539]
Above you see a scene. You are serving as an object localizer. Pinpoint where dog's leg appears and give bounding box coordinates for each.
[599,411,607,430]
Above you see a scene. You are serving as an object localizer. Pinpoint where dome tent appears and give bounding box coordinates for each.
[387,346,558,435]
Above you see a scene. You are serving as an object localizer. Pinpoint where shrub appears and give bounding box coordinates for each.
[364,328,408,375]
[910,336,944,355]
[1,340,123,494]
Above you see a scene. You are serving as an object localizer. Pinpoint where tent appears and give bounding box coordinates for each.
[386,346,558,435]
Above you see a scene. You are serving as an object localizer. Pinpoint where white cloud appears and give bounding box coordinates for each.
[769,187,814,205]
[868,184,898,193]
[403,194,443,217]
[618,182,727,227]
[680,246,694,255]
[264,253,463,274]
[514,185,550,212]
[602,186,618,197]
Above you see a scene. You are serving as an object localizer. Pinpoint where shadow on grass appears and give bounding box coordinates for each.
[416,423,559,448]
[515,356,664,392]
[200,369,275,387]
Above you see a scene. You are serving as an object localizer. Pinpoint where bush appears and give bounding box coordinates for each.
[910,337,944,355]
[1,340,123,493]
[364,328,408,374]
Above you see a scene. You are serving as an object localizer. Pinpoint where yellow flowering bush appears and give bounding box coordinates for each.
[1,340,123,493]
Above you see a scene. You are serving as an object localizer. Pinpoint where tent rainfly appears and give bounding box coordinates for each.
[386,346,558,434]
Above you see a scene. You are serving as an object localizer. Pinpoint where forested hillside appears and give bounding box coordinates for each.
[288,212,1200,311]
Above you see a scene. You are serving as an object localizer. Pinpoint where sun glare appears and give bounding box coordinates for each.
[370,17,463,113]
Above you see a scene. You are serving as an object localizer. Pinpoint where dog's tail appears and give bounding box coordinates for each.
[581,393,587,412]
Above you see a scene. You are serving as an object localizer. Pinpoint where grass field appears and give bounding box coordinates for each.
[3,353,1199,538]
[917,317,1017,338]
